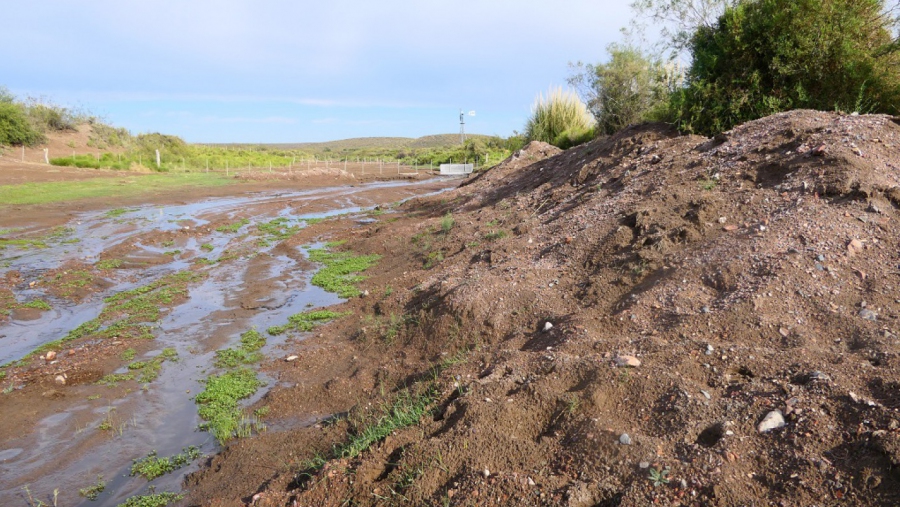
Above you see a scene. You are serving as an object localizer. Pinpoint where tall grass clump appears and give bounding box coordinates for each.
[524,87,595,149]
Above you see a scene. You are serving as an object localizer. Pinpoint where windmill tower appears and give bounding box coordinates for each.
[459,109,475,144]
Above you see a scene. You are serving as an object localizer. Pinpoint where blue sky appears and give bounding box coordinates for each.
[3,1,633,143]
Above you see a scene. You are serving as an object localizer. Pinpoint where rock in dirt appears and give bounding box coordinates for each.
[859,309,878,321]
[848,239,864,256]
[619,433,633,445]
[758,410,786,433]
[614,355,641,368]
[285,355,299,362]
[54,375,66,386]
[44,350,57,361]
[809,371,832,382]
[543,322,553,332]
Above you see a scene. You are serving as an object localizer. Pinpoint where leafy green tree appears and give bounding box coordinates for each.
[570,45,681,135]
[524,87,596,148]
[671,0,900,135]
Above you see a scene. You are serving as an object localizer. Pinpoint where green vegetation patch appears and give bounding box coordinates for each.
[99,348,176,386]
[215,218,249,233]
[116,492,183,507]
[130,446,201,481]
[3,271,203,368]
[267,309,346,336]
[78,475,106,501]
[96,259,124,270]
[105,208,137,218]
[257,217,300,242]
[307,246,380,298]
[214,329,265,368]
[195,368,263,444]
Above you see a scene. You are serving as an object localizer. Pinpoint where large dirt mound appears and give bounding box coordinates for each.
[188,110,900,506]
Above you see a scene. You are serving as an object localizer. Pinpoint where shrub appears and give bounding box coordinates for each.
[671,0,900,135]
[524,87,595,148]
[0,102,43,146]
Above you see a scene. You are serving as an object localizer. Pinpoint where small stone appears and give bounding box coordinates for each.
[483,468,491,478]
[718,217,727,224]
[639,461,650,469]
[811,144,827,156]
[680,479,688,489]
[614,355,641,368]
[285,355,299,362]
[45,350,57,361]
[809,371,831,382]
[705,344,714,355]
[816,254,826,262]
[757,410,785,433]
[700,306,711,314]
[527,477,536,486]
[29,281,36,287]
[859,309,877,322]
[619,433,633,445]
[54,375,66,386]
[723,224,739,232]
[361,290,369,297]
[848,239,863,255]
[701,390,711,400]
[543,322,553,332]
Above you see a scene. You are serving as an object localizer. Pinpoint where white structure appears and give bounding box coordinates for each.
[439,163,473,175]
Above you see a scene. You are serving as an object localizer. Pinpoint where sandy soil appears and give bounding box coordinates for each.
[3,110,900,507]
[186,111,900,506]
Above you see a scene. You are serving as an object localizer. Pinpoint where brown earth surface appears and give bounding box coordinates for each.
[182,110,900,506]
[2,110,900,507]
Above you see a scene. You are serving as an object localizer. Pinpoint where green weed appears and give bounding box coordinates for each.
[215,218,249,233]
[267,310,346,335]
[78,475,106,500]
[96,259,123,270]
[200,243,214,252]
[440,212,455,233]
[195,368,263,444]
[130,446,202,481]
[484,230,508,241]
[307,246,380,298]
[649,467,670,486]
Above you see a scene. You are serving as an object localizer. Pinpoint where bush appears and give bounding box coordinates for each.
[570,45,679,135]
[524,87,595,148]
[671,0,900,135]
[0,102,43,146]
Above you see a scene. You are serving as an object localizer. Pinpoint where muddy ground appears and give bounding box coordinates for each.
[3,110,900,507]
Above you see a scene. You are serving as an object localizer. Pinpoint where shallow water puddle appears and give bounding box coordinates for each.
[0,178,454,506]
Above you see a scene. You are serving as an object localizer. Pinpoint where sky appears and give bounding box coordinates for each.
[2,1,634,143]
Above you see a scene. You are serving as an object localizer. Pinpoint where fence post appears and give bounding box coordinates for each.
[155,149,161,168]
[44,148,49,164]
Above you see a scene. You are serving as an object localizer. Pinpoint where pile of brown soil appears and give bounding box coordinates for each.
[187,110,900,506]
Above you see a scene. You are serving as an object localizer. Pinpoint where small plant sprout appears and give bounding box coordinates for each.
[649,466,670,487]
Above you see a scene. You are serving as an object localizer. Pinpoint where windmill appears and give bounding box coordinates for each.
[460,109,475,144]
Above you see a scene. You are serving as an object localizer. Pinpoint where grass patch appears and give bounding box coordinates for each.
[116,492,184,507]
[299,387,438,475]
[267,310,346,336]
[121,348,136,361]
[307,246,380,298]
[130,446,201,481]
[215,218,249,233]
[0,173,232,206]
[200,243,214,252]
[214,329,266,368]
[303,217,325,225]
[195,368,264,445]
[0,238,48,250]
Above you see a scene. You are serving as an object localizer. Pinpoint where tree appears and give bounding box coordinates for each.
[629,0,738,54]
[569,45,680,135]
[670,0,900,135]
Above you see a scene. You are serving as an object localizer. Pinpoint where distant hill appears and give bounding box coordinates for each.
[209,134,494,152]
